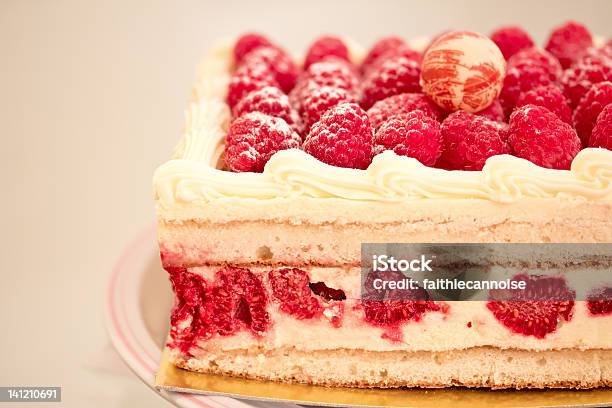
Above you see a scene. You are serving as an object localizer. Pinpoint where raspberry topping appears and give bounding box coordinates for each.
[208,267,270,336]
[303,103,374,169]
[487,274,575,338]
[361,36,407,74]
[233,86,297,126]
[545,21,593,69]
[516,85,572,124]
[438,111,509,171]
[589,104,612,149]
[561,56,612,108]
[224,112,301,172]
[509,47,563,82]
[573,81,612,145]
[227,63,279,108]
[475,99,505,122]
[374,110,442,166]
[242,46,299,93]
[234,33,273,64]
[508,105,581,170]
[304,36,350,69]
[490,26,535,60]
[367,93,445,130]
[362,43,421,76]
[360,56,421,109]
[300,59,359,94]
[268,268,322,319]
[587,287,612,316]
[301,86,357,132]
[499,49,563,116]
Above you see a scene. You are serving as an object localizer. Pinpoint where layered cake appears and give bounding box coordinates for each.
[154,23,612,388]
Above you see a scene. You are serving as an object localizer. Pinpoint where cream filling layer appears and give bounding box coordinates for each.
[153,42,612,213]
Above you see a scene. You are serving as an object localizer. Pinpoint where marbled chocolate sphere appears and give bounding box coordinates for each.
[420,31,506,112]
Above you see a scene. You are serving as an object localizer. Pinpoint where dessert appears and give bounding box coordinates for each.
[154,24,612,389]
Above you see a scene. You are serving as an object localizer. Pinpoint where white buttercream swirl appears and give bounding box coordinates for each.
[153,41,612,210]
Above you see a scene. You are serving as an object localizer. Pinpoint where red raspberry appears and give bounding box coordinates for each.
[475,99,505,122]
[302,86,356,131]
[587,287,612,316]
[508,105,581,170]
[438,111,509,171]
[361,36,407,74]
[233,86,298,127]
[303,59,359,91]
[490,26,535,60]
[167,267,210,354]
[227,63,279,108]
[589,104,612,149]
[208,267,270,336]
[367,93,445,130]
[573,81,612,145]
[373,111,442,166]
[303,103,374,169]
[509,47,563,81]
[562,56,612,108]
[360,56,421,109]
[242,46,299,93]
[233,32,272,64]
[516,85,572,124]
[362,300,440,327]
[268,268,322,319]
[304,36,350,69]
[487,274,574,338]
[362,43,421,76]
[499,48,563,116]
[224,112,301,172]
[545,21,593,69]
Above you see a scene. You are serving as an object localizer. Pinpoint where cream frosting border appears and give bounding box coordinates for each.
[153,41,612,211]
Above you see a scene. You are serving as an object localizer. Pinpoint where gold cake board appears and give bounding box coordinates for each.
[155,349,611,407]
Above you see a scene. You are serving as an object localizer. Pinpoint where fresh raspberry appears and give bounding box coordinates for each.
[366,93,445,130]
[303,59,359,92]
[208,267,270,336]
[475,99,505,122]
[227,63,279,108]
[509,47,563,81]
[303,103,374,169]
[487,274,574,338]
[562,56,612,108]
[304,36,350,68]
[308,281,347,301]
[373,111,442,166]
[362,43,421,76]
[438,111,509,171]
[301,86,356,131]
[268,268,322,319]
[224,112,301,172]
[545,21,593,69]
[587,287,612,316]
[508,105,581,170]
[360,56,421,109]
[499,48,563,116]
[573,81,612,145]
[516,85,572,124]
[242,46,299,93]
[490,26,535,60]
[233,86,297,127]
[167,267,210,355]
[362,299,440,327]
[234,33,273,64]
[361,36,407,74]
[589,104,612,149]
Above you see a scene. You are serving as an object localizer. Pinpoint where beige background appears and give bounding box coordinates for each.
[1,0,610,407]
